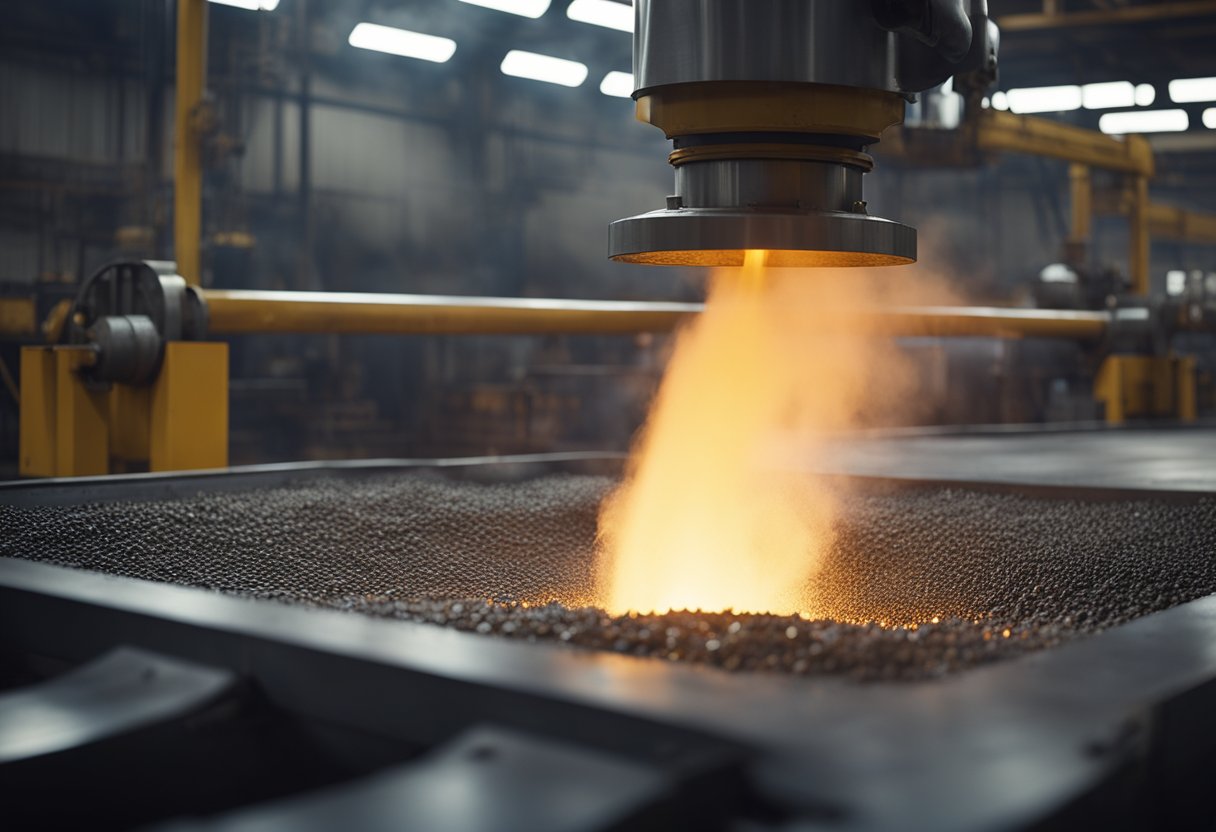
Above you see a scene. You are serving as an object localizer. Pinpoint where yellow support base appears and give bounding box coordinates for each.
[151,341,228,471]
[110,383,152,467]
[18,341,228,477]
[0,297,37,337]
[1094,354,1198,425]
[19,347,109,477]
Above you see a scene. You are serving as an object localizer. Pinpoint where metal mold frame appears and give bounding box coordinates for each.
[3,444,1216,829]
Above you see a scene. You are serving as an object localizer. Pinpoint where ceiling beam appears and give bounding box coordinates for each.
[1000,1,1216,32]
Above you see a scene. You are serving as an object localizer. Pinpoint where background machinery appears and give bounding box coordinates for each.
[3,0,1215,473]
[4,2,1216,830]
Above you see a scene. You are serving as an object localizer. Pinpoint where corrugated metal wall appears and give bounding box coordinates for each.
[0,48,682,296]
[0,59,145,164]
[0,229,39,284]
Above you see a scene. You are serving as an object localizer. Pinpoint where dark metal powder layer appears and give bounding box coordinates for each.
[3,473,1215,681]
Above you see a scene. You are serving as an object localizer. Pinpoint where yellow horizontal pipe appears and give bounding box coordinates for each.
[203,290,699,336]
[202,289,1109,342]
[857,306,1108,341]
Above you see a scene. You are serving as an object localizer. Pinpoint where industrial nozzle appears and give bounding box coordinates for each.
[610,132,918,268]
[610,0,996,268]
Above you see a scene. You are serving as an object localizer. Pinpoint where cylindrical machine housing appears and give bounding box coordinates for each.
[633,0,901,93]
[610,0,983,268]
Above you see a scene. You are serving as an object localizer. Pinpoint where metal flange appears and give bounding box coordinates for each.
[609,208,917,267]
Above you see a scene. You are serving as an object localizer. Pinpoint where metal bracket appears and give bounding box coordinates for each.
[156,726,727,832]
[0,646,236,764]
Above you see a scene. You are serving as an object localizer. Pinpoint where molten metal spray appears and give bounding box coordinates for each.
[596,247,956,616]
[598,250,835,615]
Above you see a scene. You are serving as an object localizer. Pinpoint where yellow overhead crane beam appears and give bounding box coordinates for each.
[882,107,1216,296]
[970,112,1158,295]
[999,1,1216,32]
[1092,189,1216,247]
[975,110,1154,177]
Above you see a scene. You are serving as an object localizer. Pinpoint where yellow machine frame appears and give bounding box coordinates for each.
[19,343,227,477]
[1095,355,1198,425]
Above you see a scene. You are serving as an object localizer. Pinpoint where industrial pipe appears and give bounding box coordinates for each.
[202,289,1110,341]
[855,306,1109,340]
[203,290,699,336]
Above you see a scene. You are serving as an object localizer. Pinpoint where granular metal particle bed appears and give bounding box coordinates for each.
[3,472,1215,681]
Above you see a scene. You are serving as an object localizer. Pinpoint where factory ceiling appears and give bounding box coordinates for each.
[4,1,1216,93]
[2,0,1216,185]
[995,0,1216,88]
